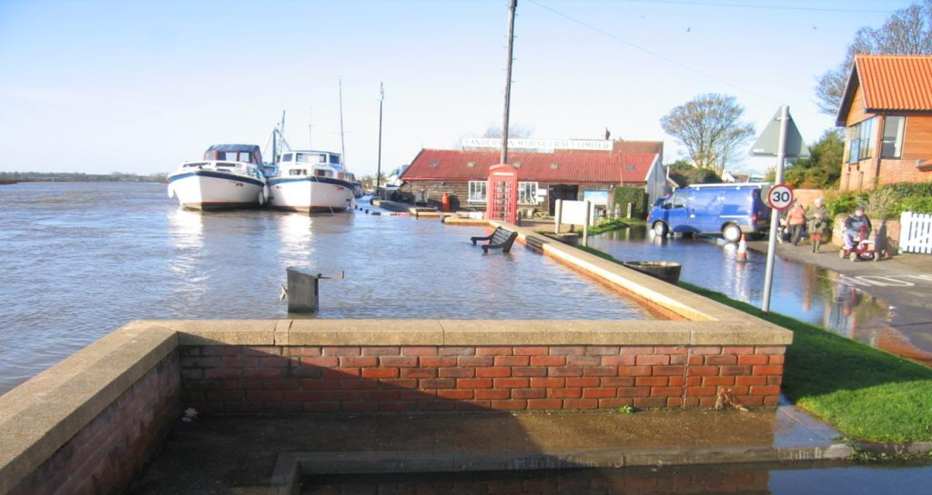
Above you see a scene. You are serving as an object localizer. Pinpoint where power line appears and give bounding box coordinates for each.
[526,0,782,104]
[615,0,893,14]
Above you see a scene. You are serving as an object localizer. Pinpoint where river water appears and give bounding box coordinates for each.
[0,183,651,395]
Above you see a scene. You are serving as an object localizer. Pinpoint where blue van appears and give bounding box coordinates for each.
[648,184,771,242]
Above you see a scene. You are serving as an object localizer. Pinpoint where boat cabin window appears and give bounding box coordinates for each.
[296,153,326,164]
[329,154,340,165]
[216,162,237,168]
[289,169,307,176]
[315,169,333,178]
[281,153,293,162]
[184,162,207,168]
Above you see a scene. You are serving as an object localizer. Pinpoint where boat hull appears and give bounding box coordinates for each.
[268,177,356,213]
[167,171,264,210]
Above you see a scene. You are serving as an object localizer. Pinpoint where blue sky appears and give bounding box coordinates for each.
[0,0,910,176]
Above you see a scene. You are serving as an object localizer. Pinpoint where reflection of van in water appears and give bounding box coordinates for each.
[648,184,771,242]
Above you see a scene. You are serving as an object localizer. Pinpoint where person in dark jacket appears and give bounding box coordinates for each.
[843,206,872,249]
[806,198,830,253]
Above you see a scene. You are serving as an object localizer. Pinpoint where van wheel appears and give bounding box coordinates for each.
[652,221,668,237]
[722,224,742,242]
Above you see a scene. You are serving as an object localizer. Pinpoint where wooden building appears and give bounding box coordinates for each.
[398,139,665,215]
[837,54,932,191]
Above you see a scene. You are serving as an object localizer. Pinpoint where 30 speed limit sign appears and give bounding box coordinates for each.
[767,184,794,210]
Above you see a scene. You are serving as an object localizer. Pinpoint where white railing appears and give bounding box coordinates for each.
[900,211,932,254]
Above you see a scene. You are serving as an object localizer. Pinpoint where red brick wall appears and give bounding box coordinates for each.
[8,352,181,495]
[878,159,932,186]
[180,345,783,414]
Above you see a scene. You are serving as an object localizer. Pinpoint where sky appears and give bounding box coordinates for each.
[0,0,913,176]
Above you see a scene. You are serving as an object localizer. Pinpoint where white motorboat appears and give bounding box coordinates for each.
[167,144,268,210]
[267,150,356,213]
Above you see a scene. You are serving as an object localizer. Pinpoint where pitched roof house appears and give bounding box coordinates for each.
[836,54,932,190]
[399,144,665,215]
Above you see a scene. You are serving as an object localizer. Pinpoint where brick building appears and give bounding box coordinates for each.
[399,139,666,214]
[837,54,932,190]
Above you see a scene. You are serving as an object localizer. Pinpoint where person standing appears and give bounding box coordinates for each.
[806,198,830,253]
[786,201,807,246]
[844,206,872,249]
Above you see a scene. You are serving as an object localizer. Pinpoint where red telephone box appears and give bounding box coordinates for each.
[486,163,518,224]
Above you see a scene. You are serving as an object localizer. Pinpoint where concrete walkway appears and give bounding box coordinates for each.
[746,239,932,364]
[126,406,874,495]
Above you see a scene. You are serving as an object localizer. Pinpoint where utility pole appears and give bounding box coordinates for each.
[501,0,518,165]
[761,105,789,313]
[377,82,384,193]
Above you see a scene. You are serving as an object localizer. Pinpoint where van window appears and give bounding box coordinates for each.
[667,193,686,209]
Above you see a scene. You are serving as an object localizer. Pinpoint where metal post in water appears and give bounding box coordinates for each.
[287,267,321,313]
[761,105,789,313]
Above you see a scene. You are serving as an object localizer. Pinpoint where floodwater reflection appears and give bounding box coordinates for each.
[588,228,893,350]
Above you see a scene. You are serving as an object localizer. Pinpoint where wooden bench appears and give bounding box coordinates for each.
[471,226,518,253]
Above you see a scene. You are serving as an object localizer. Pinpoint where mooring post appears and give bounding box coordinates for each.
[286,267,321,313]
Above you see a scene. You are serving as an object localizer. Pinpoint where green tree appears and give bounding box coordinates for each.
[816,1,932,115]
[667,159,722,188]
[660,94,755,174]
[778,129,844,189]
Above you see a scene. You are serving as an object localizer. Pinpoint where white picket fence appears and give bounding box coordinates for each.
[900,211,932,254]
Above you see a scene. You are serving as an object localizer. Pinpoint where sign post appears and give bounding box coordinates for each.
[751,106,809,313]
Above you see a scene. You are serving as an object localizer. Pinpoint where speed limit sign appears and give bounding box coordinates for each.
[767,184,794,210]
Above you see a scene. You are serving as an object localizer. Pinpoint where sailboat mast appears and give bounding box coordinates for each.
[339,78,346,167]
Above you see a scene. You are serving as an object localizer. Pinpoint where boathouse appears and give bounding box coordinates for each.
[398,139,666,214]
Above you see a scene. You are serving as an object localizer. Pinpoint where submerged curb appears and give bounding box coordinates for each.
[268,441,932,495]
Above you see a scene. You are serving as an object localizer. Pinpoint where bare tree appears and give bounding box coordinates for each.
[816,1,932,115]
[481,124,534,139]
[659,94,755,174]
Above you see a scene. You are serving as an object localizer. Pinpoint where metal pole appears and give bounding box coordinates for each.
[377,82,384,193]
[761,105,789,313]
[339,78,346,165]
[500,0,518,165]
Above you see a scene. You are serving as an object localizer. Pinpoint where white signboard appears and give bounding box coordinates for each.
[561,200,594,226]
[461,138,613,152]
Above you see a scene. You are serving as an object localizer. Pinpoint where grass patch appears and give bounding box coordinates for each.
[681,280,932,444]
[578,245,932,443]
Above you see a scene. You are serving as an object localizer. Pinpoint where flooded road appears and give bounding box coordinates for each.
[588,228,900,353]
[0,183,652,395]
[304,462,932,495]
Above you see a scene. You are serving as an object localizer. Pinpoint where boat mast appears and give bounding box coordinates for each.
[307,107,314,149]
[339,78,346,167]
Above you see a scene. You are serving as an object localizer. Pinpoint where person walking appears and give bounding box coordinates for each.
[806,198,830,253]
[786,201,807,246]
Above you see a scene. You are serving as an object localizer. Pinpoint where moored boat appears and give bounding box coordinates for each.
[167,144,267,210]
[267,150,356,213]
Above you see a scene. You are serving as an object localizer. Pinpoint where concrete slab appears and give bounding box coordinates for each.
[127,407,856,495]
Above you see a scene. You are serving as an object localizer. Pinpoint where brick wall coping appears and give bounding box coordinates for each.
[0,322,177,494]
[159,319,791,347]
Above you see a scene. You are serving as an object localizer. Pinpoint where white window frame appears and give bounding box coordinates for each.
[518,181,539,205]
[468,181,487,203]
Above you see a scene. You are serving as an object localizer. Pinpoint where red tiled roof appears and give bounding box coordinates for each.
[401,149,657,183]
[837,55,932,125]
